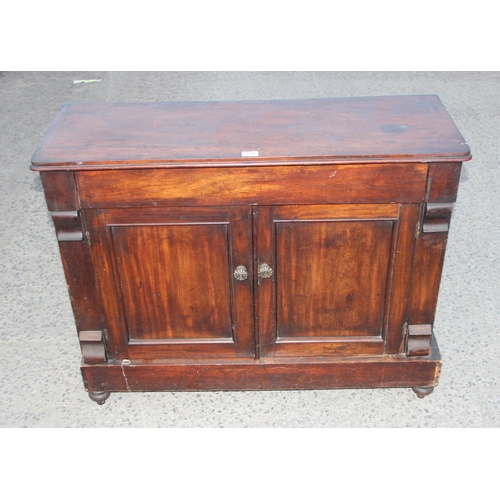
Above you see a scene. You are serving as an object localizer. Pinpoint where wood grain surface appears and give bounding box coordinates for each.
[31,96,470,169]
[83,206,255,360]
[81,336,441,392]
[76,163,428,207]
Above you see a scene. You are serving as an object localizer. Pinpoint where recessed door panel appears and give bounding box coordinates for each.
[111,223,232,340]
[276,219,393,338]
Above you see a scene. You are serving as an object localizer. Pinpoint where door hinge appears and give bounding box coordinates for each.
[84,230,92,246]
[415,221,421,238]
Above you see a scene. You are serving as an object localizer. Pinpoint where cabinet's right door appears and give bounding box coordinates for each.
[256,204,420,358]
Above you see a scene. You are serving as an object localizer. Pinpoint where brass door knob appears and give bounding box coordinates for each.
[233,265,249,281]
[258,262,273,279]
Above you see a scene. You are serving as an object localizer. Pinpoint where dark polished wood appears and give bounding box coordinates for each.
[39,171,79,211]
[44,179,103,334]
[57,240,103,333]
[75,164,428,208]
[277,219,393,338]
[426,162,463,203]
[31,96,470,169]
[52,211,83,242]
[83,206,255,360]
[82,337,442,392]
[407,324,433,357]
[422,202,454,233]
[79,331,107,364]
[408,232,449,325]
[408,165,459,329]
[31,95,471,404]
[256,204,415,358]
[112,223,233,340]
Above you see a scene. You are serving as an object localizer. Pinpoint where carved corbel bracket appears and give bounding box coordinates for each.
[422,203,454,233]
[51,210,84,242]
[407,324,433,357]
[79,330,107,364]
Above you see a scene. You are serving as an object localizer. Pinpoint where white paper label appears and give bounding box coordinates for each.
[241,151,259,157]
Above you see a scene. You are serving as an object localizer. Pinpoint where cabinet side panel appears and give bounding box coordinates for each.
[426,162,462,203]
[407,233,448,325]
[40,171,79,211]
[408,162,461,338]
[47,207,103,335]
[57,241,104,333]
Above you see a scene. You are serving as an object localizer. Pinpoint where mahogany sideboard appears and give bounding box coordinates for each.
[31,95,471,405]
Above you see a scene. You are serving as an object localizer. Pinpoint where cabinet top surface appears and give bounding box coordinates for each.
[31,95,471,170]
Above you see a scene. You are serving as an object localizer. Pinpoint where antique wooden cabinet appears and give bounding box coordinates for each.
[31,95,471,404]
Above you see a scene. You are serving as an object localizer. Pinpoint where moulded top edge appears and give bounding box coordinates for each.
[30,154,472,171]
[31,95,472,169]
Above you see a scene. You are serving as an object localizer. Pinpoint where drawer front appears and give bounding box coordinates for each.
[76,163,428,208]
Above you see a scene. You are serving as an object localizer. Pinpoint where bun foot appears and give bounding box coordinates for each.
[412,386,434,399]
[88,391,111,405]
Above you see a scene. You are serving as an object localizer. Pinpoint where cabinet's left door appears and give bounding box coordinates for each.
[83,206,255,361]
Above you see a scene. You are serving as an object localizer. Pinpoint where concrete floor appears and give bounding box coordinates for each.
[1,71,499,427]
